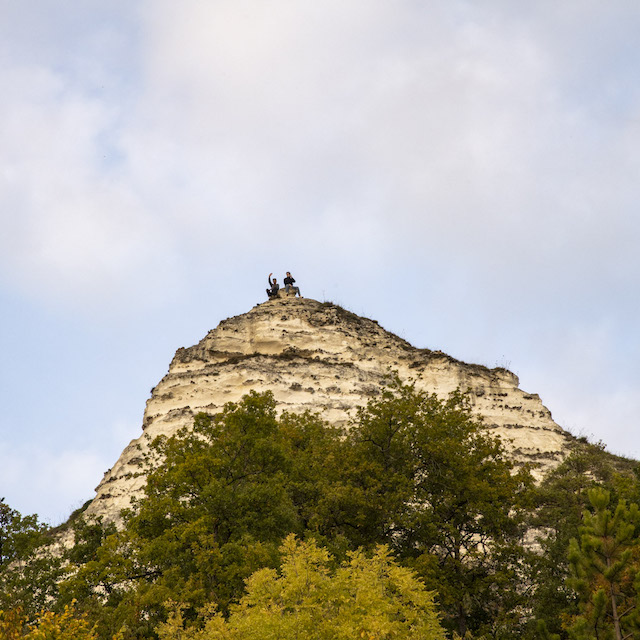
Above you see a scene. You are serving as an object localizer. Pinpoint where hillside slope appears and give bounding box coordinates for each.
[85,298,574,524]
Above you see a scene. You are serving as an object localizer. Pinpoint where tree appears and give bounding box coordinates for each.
[0,604,101,640]
[59,384,532,638]
[62,391,346,638]
[126,392,338,612]
[566,487,640,640]
[0,498,63,617]
[524,446,619,638]
[345,379,532,638]
[59,517,136,640]
[0,607,27,640]
[156,534,447,640]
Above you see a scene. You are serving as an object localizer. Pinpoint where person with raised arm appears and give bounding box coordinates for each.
[266,273,279,299]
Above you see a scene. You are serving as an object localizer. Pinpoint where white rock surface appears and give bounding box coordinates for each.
[84,298,573,524]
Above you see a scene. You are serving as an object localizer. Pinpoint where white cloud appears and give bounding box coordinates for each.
[0,443,107,525]
[1,2,639,523]
[119,1,640,266]
[0,60,183,313]
[3,1,639,303]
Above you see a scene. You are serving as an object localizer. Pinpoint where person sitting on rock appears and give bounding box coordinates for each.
[266,273,279,299]
[283,271,302,297]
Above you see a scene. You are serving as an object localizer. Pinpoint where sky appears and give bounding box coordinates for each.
[1,1,639,525]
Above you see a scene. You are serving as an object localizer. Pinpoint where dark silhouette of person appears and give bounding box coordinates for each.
[283,271,302,297]
[266,273,279,299]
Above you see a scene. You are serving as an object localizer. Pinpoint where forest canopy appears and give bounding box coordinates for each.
[2,380,639,640]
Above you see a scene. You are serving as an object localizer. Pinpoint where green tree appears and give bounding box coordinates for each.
[525,447,615,638]
[346,379,532,638]
[524,445,640,639]
[566,487,640,639]
[59,517,136,640]
[62,391,345,638]
[59,384,533,638]
[157,534,447,640]
[0,498,63,617]
[126,392,337,612]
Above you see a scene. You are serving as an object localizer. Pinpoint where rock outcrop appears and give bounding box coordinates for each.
[84,298,573,525]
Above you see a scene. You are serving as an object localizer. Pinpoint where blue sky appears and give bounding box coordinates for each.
[1,1,639,524]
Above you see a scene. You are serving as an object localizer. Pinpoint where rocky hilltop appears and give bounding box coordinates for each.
[85,298,573,524]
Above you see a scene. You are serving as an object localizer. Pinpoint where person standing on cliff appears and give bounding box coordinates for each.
[266,273,279,299]
[283,271,302,297]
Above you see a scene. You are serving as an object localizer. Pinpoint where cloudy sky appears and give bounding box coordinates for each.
[1,1,639,524]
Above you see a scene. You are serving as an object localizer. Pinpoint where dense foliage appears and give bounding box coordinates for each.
[566,488,640,639]
[157,535,447,640]
[0,604,99,640]
[346,382,532,637]
[2,381,640,639]
[0,498,63,617]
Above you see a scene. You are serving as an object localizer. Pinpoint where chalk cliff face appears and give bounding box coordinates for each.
[85,298,573,524]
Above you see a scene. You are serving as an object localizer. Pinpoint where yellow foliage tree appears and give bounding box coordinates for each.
[158,535,446,640]
[0,603,103,640]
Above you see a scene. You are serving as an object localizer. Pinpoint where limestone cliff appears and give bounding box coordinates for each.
[85,298,573,524]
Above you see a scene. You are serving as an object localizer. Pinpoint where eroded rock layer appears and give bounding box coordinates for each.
[85,298,573,524]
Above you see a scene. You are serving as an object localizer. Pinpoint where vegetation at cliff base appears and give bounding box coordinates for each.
[2,382,640,639]
[1,604,98,640]
[0,498,64,617]
[157,535,446,640]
